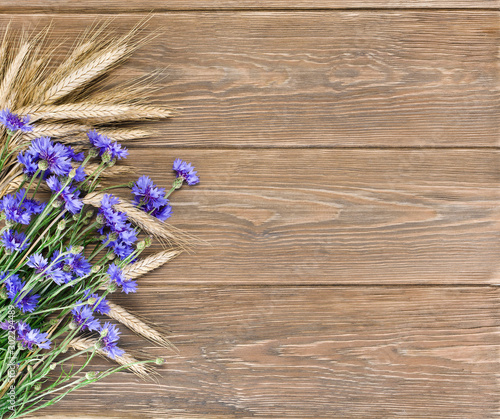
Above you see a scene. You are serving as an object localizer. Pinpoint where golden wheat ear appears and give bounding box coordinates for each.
[82,191,195,250]
[69,336,159,381]
[122,250,181,280]
[106,302,177,351]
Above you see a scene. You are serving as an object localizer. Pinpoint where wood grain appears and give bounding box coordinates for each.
[110,148,500,285]
[1,0,498,13]
[1,12,498,147]
[30,287,500,418]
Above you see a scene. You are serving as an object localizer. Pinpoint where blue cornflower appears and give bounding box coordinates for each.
[107,263,137,294]
[27,137,73,176]
[49,250,73,285]
[132,176,168,208]
[104,236,135,261]
[46,175,83,214]
[99,322,124,359]
[173,159,199,186]
[83,290,110,315]
[87,130,128,160]
[131,175,172,222]
[71,304,101,332]
[72,165,87,182]
[98,194,138,258]
[17,151,38,176]
[0,321,51,350]
[0,189,45,225]
[65,248,91,277]
[98,194,127,230]
[65,146,84,162]
[27,253,69,285]
[0,109,33,133]
[27,253,49,273]
[3,273,39,313]
[149,204,173,222]
[1,230,29,252]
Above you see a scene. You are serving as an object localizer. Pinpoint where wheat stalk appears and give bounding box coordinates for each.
[106,302,175,350]
[68,337,157,380]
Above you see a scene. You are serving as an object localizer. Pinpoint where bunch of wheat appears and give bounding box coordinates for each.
[0,21,189,382]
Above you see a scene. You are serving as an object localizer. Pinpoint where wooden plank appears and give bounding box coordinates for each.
[112,148,500,285]
[1,0,498,13]
[1,12,498,147]
[29,287,500,418]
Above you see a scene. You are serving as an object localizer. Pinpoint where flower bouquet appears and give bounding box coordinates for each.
[0,23,199,418]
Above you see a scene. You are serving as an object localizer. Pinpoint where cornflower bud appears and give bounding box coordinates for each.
[70,246,84,254]
[106,252,115,261]
[173,177,183,190]
[0,288,7,299]
[57,219,66,231]
[68,321,78,330]
[155,358,164,365]
[63,264,71,272]
[144,236,153,247]
[51,199,63,208]
[49,363,56,370]
[107,282,117,293]
[86,210,94,218]
[96,214,105,225]
[136,241,146,250]
[68,168,77,179]
[107,158,117,168]
[87,297,97,305]
[101,151,111,163]
[91,265,101,274]
[38,160,49,171]
[100,328,108,338]
[88,147,99,158]
[34,383,42,391]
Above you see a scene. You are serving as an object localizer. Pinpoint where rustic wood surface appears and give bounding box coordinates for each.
[1,2,497,418]
[1,1,498,12]
[2,13,498,147]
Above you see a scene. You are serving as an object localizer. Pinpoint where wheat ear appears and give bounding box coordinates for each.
[123,250,181,280]
[68,337,156,380]
[106,302,175,350]
[0,42,30,107]
[25,123,91,140]
[42,44,128,104]
[23,103,173,122]
[82,192,191,248]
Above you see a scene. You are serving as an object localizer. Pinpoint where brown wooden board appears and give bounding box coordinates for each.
[29,287,500,418]
[0,0,498,13]
[1,12,498,147]
[108,148,500,285]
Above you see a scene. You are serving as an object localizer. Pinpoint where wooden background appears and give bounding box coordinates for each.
[2,1,498,417]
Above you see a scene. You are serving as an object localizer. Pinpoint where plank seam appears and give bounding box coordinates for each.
[0,8,499,14]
